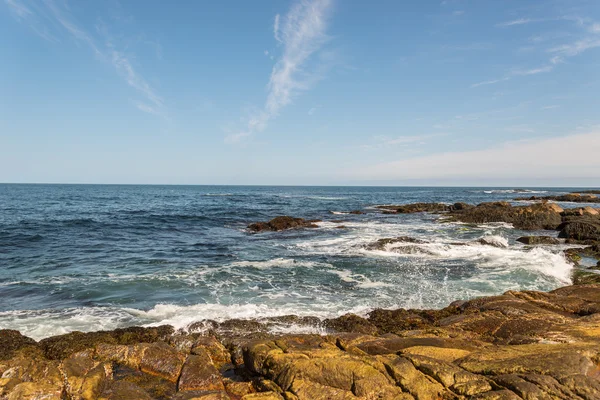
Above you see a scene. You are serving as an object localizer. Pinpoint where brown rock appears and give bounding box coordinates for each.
[248,216,320,233]
[178,351,225,392]
[139,342,185,382]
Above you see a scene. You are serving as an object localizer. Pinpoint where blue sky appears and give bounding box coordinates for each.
[1,0,599,185]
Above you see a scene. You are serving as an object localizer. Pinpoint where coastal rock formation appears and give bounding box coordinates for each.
[516,236,561,245]
[558,218,600,241]
[376,203,452,214]
[516,193,600,203]
[365,236,428,251]
[447,202,564,230]
[248,216,321,233]
[3,285,600,399]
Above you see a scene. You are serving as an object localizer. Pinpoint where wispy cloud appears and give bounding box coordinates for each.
[548,37,600,57]
[273,14,281,43]
[5,0,31,18]
[497,18,535,27]
[226,0,333,143]
[512,65,553,75]
[4,0,164,116]
[470,77,509,88]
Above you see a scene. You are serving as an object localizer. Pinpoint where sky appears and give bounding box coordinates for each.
[1,0,599,186]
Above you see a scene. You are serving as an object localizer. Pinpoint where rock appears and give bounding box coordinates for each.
[517,193,600,203]
[348,210,364,214]
[0,330,37,361]
[324,314,379,335]
[39,325,174,360]
[139,342,186,382]
[376,202,450,213]
[5,285,600,399]
[452,202,473,211]
[558,219,600,241]
[364,236,427,251]
[449,202,564,230]
[476,236,508,248]
[247,216,320,233]
[62,350,110,400]
[99,381,153,400]
[178,351,224,392]
[516,236,560,245]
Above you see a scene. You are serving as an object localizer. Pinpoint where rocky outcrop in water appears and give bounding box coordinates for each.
[248,216,321,233]
[376,203,474,214]
[516,193,600,203]
[446,202,564,230]
[516,236,561,245]
[4,285,600,399]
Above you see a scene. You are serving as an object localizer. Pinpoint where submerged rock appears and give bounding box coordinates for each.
[364,236,427,251]
[375,202,451,213]
[247,216,321,233]
[516,236,561,245]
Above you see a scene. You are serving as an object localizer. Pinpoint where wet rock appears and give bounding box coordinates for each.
[449,202,563,230]
[62,350,110,400]
[324,314,378,335]
[247,216,320,233]
[558,219,600,241]
[376,202,450,213]
[518,193,600,203]
[190,336,231,371]
[39,325,174,360]
[178,351,224,392]
[100,380,153,400]
[516,235,560,245]
[0,330,37,361]
[139,342,186,382]
[364,236,428,251]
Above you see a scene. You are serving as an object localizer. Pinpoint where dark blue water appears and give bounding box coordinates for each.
[0,184,589,339]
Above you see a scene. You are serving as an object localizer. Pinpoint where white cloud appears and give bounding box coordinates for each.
[541,105,560,110]
[548,38,600,57]
[512,65,553,75]
[355,131,600,180]
[497,18,534,27]
[227,0,333,143]
[5,0,31,18]
[273,14,281,43]
[591,23,600,33]
[5,0,164,116]
[470,77,509,88]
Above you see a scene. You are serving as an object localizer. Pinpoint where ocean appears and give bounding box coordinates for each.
[0,184,585,340]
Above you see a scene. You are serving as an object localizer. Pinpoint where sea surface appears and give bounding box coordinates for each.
[0,184,593,340]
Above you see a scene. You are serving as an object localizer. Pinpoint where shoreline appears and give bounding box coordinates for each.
[2,283,600,399]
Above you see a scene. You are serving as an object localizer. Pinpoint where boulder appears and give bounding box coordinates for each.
[558,219,600,241]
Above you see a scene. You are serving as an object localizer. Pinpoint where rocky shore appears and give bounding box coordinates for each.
[4,198,600,399]
[3,284,600,399]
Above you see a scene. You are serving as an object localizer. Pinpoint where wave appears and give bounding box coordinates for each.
[482,189,548,194]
